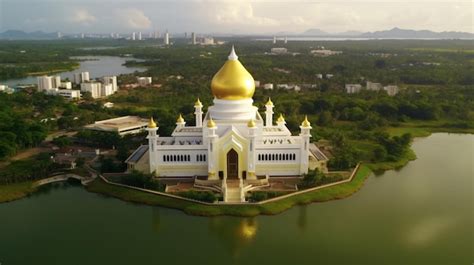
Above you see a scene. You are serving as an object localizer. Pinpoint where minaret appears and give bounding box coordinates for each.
[276,113,286,127]
[273,36,277,44]
[194,98,203,127]
[299,116,312,174]
[206,117,218,180]
[147,117,159,175]
[265,98,274,127]
[176,114,185,128]
[247,119,257,180]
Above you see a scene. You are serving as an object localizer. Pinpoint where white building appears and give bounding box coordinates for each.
[81,82,102,98]
[271,48,288,54]
[383,85,399,96]
[137,77,152,86]
[138,32,142,41]
[315,74,323,79]
[103,76,118,92]
[101,84,114,97]
[60,81,72,89]
[0,84,14,94]
[84,116,149,136]
[52,76,61,88]
[367,81,383,91]
[263,83,274,90]
[37,76,53,91]
[191,32,196,45]
[127,47,328,203]
[55,89,81,100]
[345,84,362,94]
[131,32,136,41]
[311,49,343,57]
[74,72,90,84]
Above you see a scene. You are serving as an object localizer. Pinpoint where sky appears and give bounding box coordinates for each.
[0,0,472,34]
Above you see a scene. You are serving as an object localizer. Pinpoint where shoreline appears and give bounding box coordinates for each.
[0,129,468,215]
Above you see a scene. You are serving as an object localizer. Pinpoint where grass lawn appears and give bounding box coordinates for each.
[0,181,36,203]
[85,165,373,217]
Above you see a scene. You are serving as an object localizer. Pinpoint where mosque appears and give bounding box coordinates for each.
[126,47,328,202]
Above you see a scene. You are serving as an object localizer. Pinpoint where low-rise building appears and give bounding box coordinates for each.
[311,49,343,57]
[263,83,274,90]
[137,77,152,86]
[367,81,383,91]
[383,85,399,96]
[315,74,323,79]
[270,47,288,54]
[55,89,81,99]
[254,80,260,87]
[84,116,149,136]
[345,84,362,94]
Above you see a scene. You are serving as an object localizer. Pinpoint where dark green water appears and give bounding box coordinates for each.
[1,133,472,265]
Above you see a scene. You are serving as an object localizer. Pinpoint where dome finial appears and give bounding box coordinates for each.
[228,45,238,60]
[148,117,157,128]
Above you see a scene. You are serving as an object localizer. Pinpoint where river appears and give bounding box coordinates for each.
[0,133,472,265]
[2,56,145,87]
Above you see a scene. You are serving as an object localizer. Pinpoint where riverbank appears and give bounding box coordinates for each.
[85,165,372,217]
[0,182,36,203]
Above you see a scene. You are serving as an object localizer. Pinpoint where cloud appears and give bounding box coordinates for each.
[115,8,152,29]
[70,9,96,26]
[208,1,279,28]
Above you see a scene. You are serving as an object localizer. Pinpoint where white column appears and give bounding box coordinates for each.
[207,120,218,180]
[247,122,257,180]
[194,99,203,127]
[146,122,159,175]
[265,98,274,127]
[299,116,312,175]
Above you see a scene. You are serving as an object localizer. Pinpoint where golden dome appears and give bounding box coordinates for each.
[194,98,203,107]
[210,46,255,100]
[247,119,256,128]
[176,114,185,123]
[207,117,216,128]
[277,113,285,123]
[301,115,311,127]
[148,117,157,128]
[265,98,274,107]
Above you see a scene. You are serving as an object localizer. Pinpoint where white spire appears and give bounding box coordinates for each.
[228,45,238,60]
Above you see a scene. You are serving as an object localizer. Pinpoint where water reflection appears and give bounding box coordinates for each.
[297,205,308,232]
[151,208,161,233]
[208,217,258,256]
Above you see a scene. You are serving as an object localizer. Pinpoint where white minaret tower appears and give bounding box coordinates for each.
[206,117,218,180]
[299,116,312,174]
[273,36,277,44]
[247,119,257,180]
[146,117,159,175]
[194,98,203,127]
[176,114,185,128]
[276,113,286,127]
[265,98,274,127]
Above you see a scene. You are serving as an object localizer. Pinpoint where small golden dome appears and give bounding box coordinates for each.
[277,113,285,123]
[265,98,274,107]
[176,114,185,123]
[194,98,203,107]
[210,46,255,100]
[247,119,256,128]
[207,117,216,128]
[148,117,157,128]
[301,115,311,127]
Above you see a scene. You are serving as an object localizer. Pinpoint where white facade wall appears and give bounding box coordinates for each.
[81,82,102,98]
[37,76,53,91]
[103,76,118,92]
[101,84,114,97]
[346,84,362,94]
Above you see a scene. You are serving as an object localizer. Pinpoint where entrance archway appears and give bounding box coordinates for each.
[226,149,239,179]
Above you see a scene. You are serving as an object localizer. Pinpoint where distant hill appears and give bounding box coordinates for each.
[0,30,58,40]
[302,28,328,36]
[360,27,474,39]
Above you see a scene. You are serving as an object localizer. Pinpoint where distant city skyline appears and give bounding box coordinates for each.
[1,0,472,34]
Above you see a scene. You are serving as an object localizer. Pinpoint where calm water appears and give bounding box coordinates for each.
[0,133,472,265]
[2,56,145,87]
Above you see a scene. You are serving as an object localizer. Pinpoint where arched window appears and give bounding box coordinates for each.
[188,155,190,161]
[279,154,282,160]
